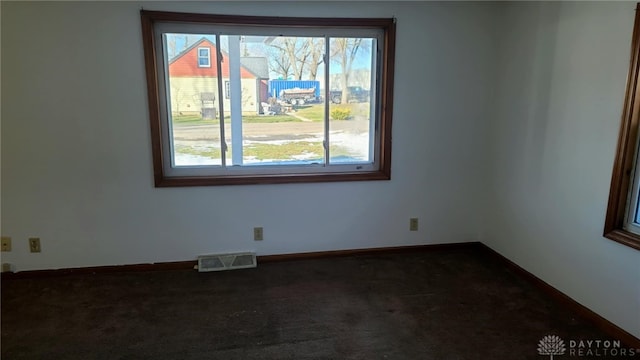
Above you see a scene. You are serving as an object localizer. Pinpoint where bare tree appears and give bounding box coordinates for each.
[331,38,364,103]
[306,38,324,80]
[170,83,183,114]
[269,37,315,80]
[267,46,293,79]
[295,41,311,80]
[167,37,177,59]
[266,37,326,81]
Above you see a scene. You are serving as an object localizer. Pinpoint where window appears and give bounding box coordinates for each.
[197,47,210,67]
[141,11,395,186]
[604,4,640,251]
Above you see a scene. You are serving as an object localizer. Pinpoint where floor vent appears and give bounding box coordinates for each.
[197,252,257,272]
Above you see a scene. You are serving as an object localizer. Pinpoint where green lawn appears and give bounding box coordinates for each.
[172,115,217,126]
[172,105,370,125]
[243,115,300,123]
[245,142,323,160]
[294,105,325,122]
[294,103,370,121]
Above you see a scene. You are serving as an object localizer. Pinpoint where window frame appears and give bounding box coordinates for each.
[604,4,640,251]
[140,10,395,187]
[197,47,211,67]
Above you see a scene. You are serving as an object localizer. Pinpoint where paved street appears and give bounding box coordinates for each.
[172,118,370,142]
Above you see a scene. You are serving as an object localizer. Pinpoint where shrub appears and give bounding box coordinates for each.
[330,107,351,120]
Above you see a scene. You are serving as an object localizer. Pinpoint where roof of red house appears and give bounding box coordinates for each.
[169,38,259,78]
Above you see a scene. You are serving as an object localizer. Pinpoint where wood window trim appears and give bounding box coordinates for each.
[140,10,396,187]
[604,4,640,251]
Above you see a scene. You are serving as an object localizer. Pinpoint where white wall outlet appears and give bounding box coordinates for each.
[254,227,264,241]
[410,218,419,231]
[1,237,11,252]
[29,237,41,253]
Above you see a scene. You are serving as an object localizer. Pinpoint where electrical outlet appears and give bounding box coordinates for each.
[410,218,419,231]
[29,238,41,253]
[2,263,12,273]
[253,227,264,241]
[1,237,11,252]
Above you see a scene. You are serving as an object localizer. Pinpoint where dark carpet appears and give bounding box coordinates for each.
[0,246,632,359]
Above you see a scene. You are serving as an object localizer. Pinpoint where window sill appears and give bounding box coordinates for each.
[154,170,391,187]
[603,229,640,251]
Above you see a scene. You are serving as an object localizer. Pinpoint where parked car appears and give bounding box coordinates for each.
[330,86,369,104]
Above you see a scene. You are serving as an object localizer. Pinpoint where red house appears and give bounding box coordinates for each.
[168,38,269,117]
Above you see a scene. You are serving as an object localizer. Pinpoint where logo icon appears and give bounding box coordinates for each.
[538,335,566,359]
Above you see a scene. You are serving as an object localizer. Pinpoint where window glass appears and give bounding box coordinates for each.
[142,11,395,185]
[328,37,375,164]
[165,35,220,166]
[220,35,326,166]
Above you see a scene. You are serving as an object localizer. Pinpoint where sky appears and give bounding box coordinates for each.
[166,33,374,82]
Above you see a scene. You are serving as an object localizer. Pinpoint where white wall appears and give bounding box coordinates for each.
[4,0,638,339]
[486,2,640,338]
[1,2,496,269]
